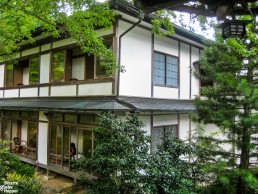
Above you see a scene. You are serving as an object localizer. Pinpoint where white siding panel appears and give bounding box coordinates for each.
[39,111,48,122]
[79,82,112,96]
[21,120,28,142]
[0,64,4,87]
[180,43,190,99]
[191,47,200,98]
[153,86,178,99]
[4,89,19,98]
[41,43,51,52]
[20,88,38,97]
[153,115,178,127]
[39,87,49,96]
[38,122,48,165]
[53,38,76,48]
[22,47,40,57]
[72,57,85,80]
[154,35,178,57]
[51,85,77,96]
[179,114,190,140]
[40,53,50,83]
[118,21,152,97]
[139,116,151,136]
[0,90,3,98]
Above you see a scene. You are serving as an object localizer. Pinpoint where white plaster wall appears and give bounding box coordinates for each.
[154,35,179,56]
[179,114,190,140]
[0,90,3,98]
[72,57,85,80]
[22,47,40,57]
[118,21,152,97]
[180,43,191,99]
[39,87,49,97]
[139,116,151,136]
[51,85,77,96]
[153,86,178,99]
[191,46,200,99]
[39,111,48,122]
[20,88,38,97]
[40,53,50,84]
[78,82,112,96]
[12,121,18,139]
[23,67,29,85]
[0,64,4,87]
[4,89,19,98]
[38,122,48,165]
[153,115,178,127]
[21,120,28,142]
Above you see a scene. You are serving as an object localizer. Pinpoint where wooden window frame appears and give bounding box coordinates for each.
[153,51,179,88]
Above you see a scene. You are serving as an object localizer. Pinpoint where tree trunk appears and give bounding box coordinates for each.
[237,105,251,194]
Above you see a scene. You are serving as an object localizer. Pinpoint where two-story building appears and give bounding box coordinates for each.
[0,0,215,179]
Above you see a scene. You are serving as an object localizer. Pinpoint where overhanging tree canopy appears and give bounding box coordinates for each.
[134,0,258,20]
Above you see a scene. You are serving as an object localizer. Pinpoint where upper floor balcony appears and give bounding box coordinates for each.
[0,36,116,98]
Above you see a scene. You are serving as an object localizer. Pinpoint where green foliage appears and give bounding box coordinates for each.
[5,172,42,194]
[0,140,35,179]
[0,140,42,193]
[0,0,117,72]
[151,10,175,36]
[193,22,258,193]
[144,135,198,194]
[73,112,198,194]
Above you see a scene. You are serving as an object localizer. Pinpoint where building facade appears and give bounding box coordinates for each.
[0,0,212,179]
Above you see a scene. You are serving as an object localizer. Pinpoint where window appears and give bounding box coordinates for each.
[5,57,39,87]
[52,51,65,81]
[6,63,13,87]
[29,57,39,84]
[152,125,178,153]
[95,40,113,77]
[154,52,178,87]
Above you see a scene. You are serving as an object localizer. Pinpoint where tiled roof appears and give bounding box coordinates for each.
[119,96,195,112]
[0,96,195,113]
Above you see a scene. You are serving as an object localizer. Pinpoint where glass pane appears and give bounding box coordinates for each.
[4,111,19,118]
[96,41,112,76]
[63,126,70,168]
[78,129,92,158]
[21,112,29,119]
[79,115,95,125]
[29,57,39,84]
[4,110,12,118]
[152,127,164,153]
[154,53,165,85]
[165,125,178,137]
[50,125,62,165]
[28,123,37,149]
[2,120,11,141]
[29,112,38,120]
[51,113,63,122]
[27,123,37,159]
[6,63,13,87]
[52,51,65,81]
[64,114,75,123]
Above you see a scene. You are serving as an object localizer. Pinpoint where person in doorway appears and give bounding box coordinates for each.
[69,143,77,160]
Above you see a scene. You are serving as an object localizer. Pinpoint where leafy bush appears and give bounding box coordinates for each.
[5,172,42,194]
[73,112,198,194]
[0,140,42,193]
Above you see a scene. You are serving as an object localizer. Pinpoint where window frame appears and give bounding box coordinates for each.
[153,51,179,88]
[151,124,178,153]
